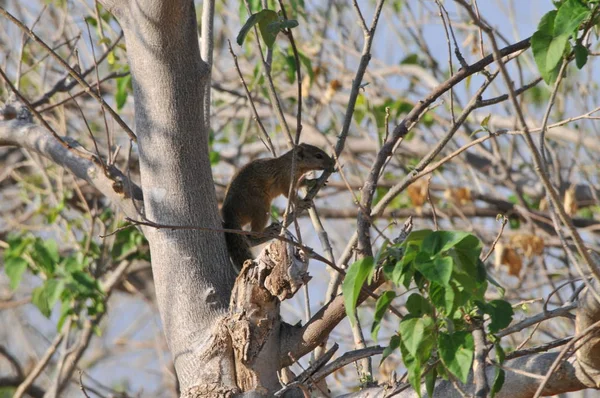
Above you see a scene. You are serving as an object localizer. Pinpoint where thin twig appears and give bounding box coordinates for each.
[312,346,385,382]
[497,302,577,338]
[242,0,293,144]
[0,65,74,151]
[505,336,572,360]
[31,31,125,108]
[456,0,600,302]
[0,7,136,141]
[532,319,600,398]
[85,22,113,165]
[13,331,65,398]
[481,215,508,262]
[78,371,91,398]
[279,0,305,236]
[112,216,403,317]
[227,40,276,156]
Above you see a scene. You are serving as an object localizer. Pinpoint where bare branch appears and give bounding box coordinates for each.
[0,118,141,218]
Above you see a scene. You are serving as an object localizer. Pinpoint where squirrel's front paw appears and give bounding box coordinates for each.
[296,198,313,211]
[264,222,282,236]
[300,177,319,190]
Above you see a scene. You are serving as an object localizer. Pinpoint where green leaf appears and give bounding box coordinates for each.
[237,9,279,48]
[438,331,474,384]
[92,324,103,336]
[31,239,58,274]
[354,94,367,124]
[32,286,52,318]
[88,299,106,317]
[47,199,65,224]
[531,1,590,83]
[495,342,506,363]
[70,271,99,295]
[402,229,434,246]
[400,53,419,65]
[430,282,458,315]
[400,340,423,398]
[391,249,416,287]
[405,293,433,317]
[414,253,452,286]
[531,11,561,84]
[84,16,97,27]
[61,255,83,273]
[277,19,299,30]
[107,51,116,65]
[425,366,437,398]
[491,367,505,398]
[421,231,472,255]
[399,316,433,356]
[452,253,483,284]
[574,43,588,68]
[491,344,506,398]
[5,257,28,290]
[296,49,314,81]
[209,151,220,165]
[483,300,514,333]
[371,290,396,341]
[554,0,590,37]
[5,234,34,259]
[453,233,482,256]
[545,33,569,73]
[382,334,401,363]
[31,279,66,318]
[116,75,131,110]
[112,227,149,261]
[481,114,491,128]
[0,386,16,397]
[57,300,72,331]
[342,257,375,326]
[283,54,297,83]
[258,13,280,48]
[237,11,263,45]
[391,0,403,13]
[45,240,59,262]
[44,279,65,308]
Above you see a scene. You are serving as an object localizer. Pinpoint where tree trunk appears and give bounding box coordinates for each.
[101,0,237,390]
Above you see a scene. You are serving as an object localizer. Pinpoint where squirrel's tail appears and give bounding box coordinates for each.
[224,225,253,272]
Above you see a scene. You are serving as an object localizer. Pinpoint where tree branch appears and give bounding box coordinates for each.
[0,118,141,218]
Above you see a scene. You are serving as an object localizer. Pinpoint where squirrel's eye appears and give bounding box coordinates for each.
[315,153,323,159]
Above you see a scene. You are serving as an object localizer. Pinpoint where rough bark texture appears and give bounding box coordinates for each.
[575,279,600,387]
[178,234,310,397]
[227,234,310,392]
[100,0,237,391]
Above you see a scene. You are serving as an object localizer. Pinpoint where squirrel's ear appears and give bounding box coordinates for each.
[296,144,305,159]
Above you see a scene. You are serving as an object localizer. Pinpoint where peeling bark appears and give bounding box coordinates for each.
[179,233,311,396]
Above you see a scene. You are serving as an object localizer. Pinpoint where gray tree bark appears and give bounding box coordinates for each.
[100,0,237,391]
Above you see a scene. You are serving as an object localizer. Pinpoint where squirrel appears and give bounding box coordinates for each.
[222,143,335,271]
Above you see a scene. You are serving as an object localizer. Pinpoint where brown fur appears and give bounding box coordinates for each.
[222,144,334,271]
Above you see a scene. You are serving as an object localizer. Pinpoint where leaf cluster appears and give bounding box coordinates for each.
[532,0,598,84]
[4,233,105,331]
[343,230,514,397]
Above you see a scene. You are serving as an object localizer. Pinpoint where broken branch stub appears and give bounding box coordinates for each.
[224,232,311,392]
